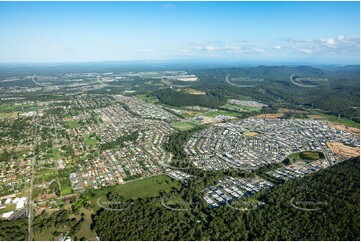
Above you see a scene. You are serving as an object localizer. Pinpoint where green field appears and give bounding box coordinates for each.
[204,110,243,118]
[0,204,16,215]
[283,151,324,165]
[61,186,72,196]
[170,122,197,131]
[64,120,81,128]
[83,134,97,146]
[91,175,180,203]
[136,94,158,103]
[299,151,324,160]
[112,175,179,200]
[0,103,36,112]
[52,147,61,160]
[321,114,359,128]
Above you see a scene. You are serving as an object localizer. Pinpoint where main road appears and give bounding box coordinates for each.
[28,109,38,241]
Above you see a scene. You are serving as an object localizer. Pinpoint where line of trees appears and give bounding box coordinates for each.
[91,157,360,241]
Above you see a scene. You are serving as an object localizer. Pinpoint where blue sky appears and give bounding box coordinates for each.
[0,1,359,64]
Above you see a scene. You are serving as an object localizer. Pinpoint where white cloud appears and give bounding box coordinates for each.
[252,48,264,53]
[272,45,282,50]
[290,36,359,55]
[337,35,359,46]
[320,38,336,48]
[195,45,240,52]
[337,35,345,41]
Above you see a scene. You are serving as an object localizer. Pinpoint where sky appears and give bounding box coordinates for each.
[0,1,359,64]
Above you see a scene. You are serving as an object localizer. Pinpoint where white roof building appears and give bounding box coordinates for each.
[16,197,27,210]
[2,211,14,219]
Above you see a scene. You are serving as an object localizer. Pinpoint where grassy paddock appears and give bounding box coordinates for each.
[0,112,19,119]
[307,113,359,128]
[170,122,197,131]
[90,175,180,205]
[83,134,97,146]
[136,94,158,103]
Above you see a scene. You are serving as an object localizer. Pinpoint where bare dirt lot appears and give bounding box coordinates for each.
[327,142,360,157]
[243,131,259,137]
[307,114,324,119]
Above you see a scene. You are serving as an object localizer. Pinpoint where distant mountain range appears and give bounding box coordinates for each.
[0,60,358,76]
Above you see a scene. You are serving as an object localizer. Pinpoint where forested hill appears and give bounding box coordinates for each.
[92,157,360,241]
[203,65,360,81]
[186,65,360,122]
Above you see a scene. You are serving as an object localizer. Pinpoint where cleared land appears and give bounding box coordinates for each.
[327,142,360,158]
[243,131,259,137]
[0,112,19,119]
[182,88,206,95]
[329,124,360,137]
